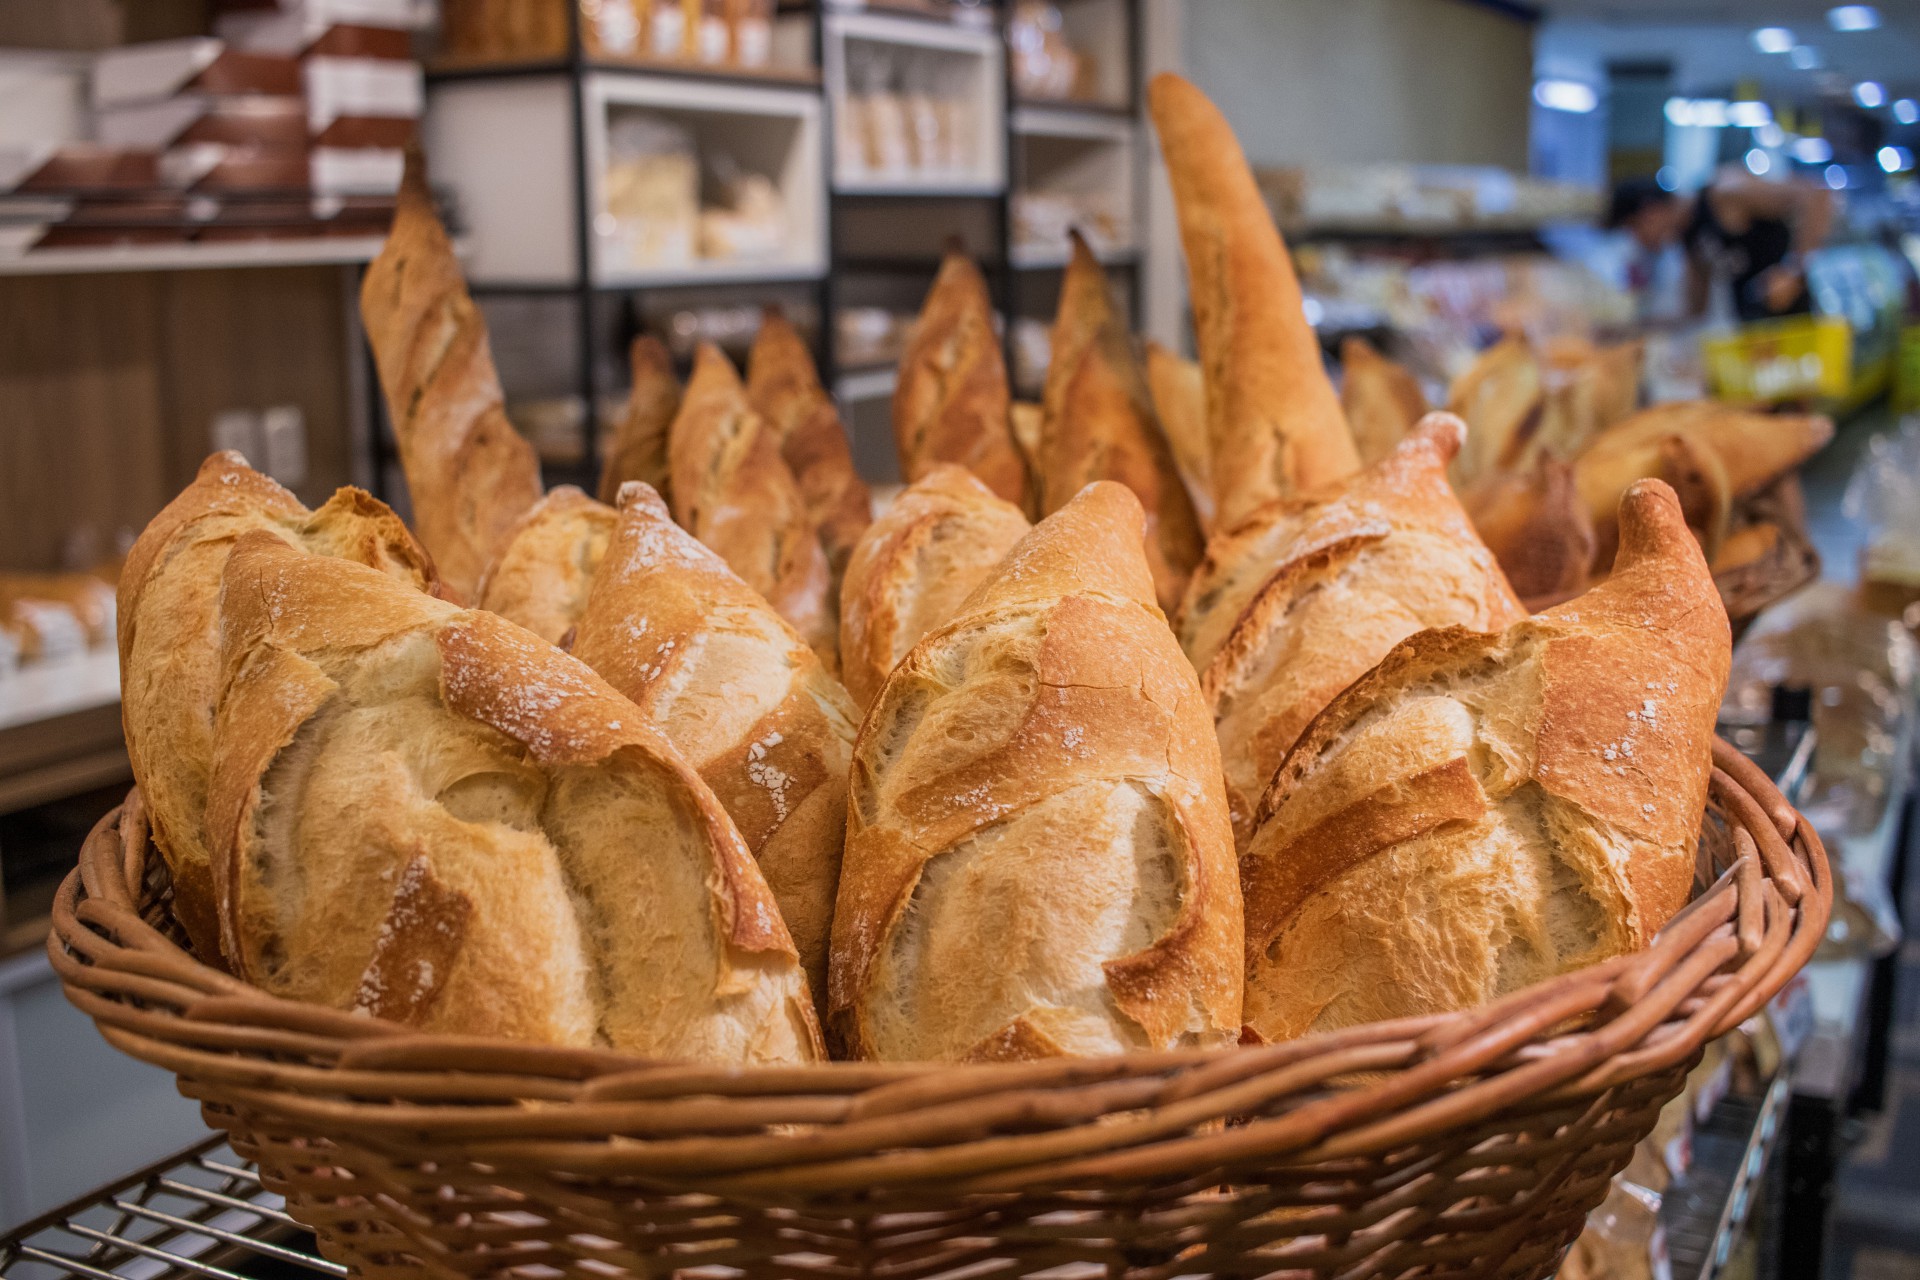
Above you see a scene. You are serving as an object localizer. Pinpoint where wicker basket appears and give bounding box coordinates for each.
[52,738,1828,1280]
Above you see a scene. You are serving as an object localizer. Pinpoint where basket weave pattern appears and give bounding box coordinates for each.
[51,738,1828,1280]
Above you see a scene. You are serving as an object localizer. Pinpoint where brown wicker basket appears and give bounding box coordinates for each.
[52,738,1828,1280]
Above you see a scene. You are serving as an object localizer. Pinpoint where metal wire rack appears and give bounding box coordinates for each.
[0,1140,341,1280]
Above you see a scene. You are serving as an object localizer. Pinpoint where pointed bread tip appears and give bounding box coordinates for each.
[1612,478,1695,572]
[1406,412,1467,464]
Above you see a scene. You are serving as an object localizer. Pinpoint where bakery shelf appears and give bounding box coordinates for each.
[595,259,828,289]
[1009,242,1137,271]
[1010,103,1136,141]
[836,364,899,403]
[824,10,1006,196]
[831,176,1005,197]
[427,54,822,90]
[1658,1075,1791,1280]
[0,236,387,277]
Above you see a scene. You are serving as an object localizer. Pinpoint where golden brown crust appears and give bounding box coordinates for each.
[1147,73,1358,527]
[209,531,822,1063]
[1037,234,1204,612]
[747,310,873,578]
[837,465,1031,710]
[359,150,542,600]
[1339,336,1429,467]
[570,482,859,1016]
[1445,335,1543,487]
[668,342,835,661]
[1176,415,1523,845]
[892,252,1032,512]
[1242,479,1730,1042]
[1464,455,1597,603]
[598,334,681,506]
[117,452,438,963]
[831,482,1241,1062]
[474,486,617,646]
[1526,339,1643,464]
[1143,340,1212,532]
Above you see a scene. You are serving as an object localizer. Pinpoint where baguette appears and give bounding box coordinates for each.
[1177,415,1523,845]
[1526,339,1642,464]
[1339,336,1429,467]
[1446,335,1543,487]
[1242,479,1730,1042]
[1147,73,1357,527]
[830,481,1242,1061]
[837,464,1030,710]
[598,334,682,505]
[892,252,1032,512]
[668,342,835,661]
[746,310,872,579]
[569,483,858,1010]
[1463,456,1596,604]
[209,532,822,1063]
[118,452,439,962]
[1037,233,1204,611]
[474,486,616,647]
[360,149,542,599]
[1143,339,1213,532]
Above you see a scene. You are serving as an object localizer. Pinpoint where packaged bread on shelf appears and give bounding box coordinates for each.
[209,531,821,1063]
[118,453,440,964]
[893,251,1032,513]
[1036,232,1203,612]
[1241,480,1731,1043]
[1178,415,1522,845]
[360,150,542,600]
[1148,73,1358,528]
[838,464,1030,711]
[569,483,858,1011]
[831,482,1242,1061]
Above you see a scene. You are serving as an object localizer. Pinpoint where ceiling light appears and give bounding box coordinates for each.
[1856,81,1886,108]
[1655,167,1678,191]
[1826,164,1849,188]
[1758,122,1787,147]
[1794,136,1834,163]
[1828,6,1881,31]
[1534,79,1598,114]
[1729,101,1773,128]
[1666,97,1731,128]
[1879,145,1913,172]
[1790,45,1823,69]
[1896,99,1920,125]
[1752,27,1795,53]
[1746,149,1773,176]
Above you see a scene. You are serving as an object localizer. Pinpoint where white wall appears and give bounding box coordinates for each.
[1181,0,1534,170]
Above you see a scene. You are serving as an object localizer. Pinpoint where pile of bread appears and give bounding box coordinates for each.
[117,75,1751,1067]
[1,567,120,675]
[1344,329,1830,614]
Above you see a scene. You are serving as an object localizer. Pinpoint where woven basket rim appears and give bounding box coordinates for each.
[49,736,1830,1196]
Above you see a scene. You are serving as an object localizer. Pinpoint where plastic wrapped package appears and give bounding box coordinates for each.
[1847,415,1920,615]
[600,112,697,269]
[580,0,642,55]
[699,168,785,261]
[730,0,772,67]
[1008,0,1080,101]
[1559,1180,1671,1280]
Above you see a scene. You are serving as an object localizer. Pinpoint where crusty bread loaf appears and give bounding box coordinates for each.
[1241,479,1730,1043]
[598,334,681,505]
[1446,335,1543,488]
[746,310,872,582]
[1574,403,1832,571]
[1147,73,1358,528]
[1008,400,1043,476]
[1143,340,1212,532]
[830,481,1242,1061]
[1176,415,1523,845]
[568,483,858,1011]
[668,341,835,661]
[892,252,1032,512]
[208,531,822,1063]
[118,452,439,962]
[1340,336,1429,467]
[1464,456,1596,604]
[359,150,542,600]
[0,573,115,647]
[1527,339,1642,464]
[475,486,616,646]
[1037,234,1204,611]
[838,464,1030,710]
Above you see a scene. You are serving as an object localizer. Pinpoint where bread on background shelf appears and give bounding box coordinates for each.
[1178,415,1523,845]
[892,251,1033,514]
[1036,232,1203,612]
[667,341,836,664]
[118,452,440,963]
[830,482,1242,1062]
[1242,479,1731,1043]
[570,482,859,1012]
[360,149,542,600]
[209,531,822,1064]
[1147,72,1359,529]
[598,334,682,506]
[838,464,1031,711]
